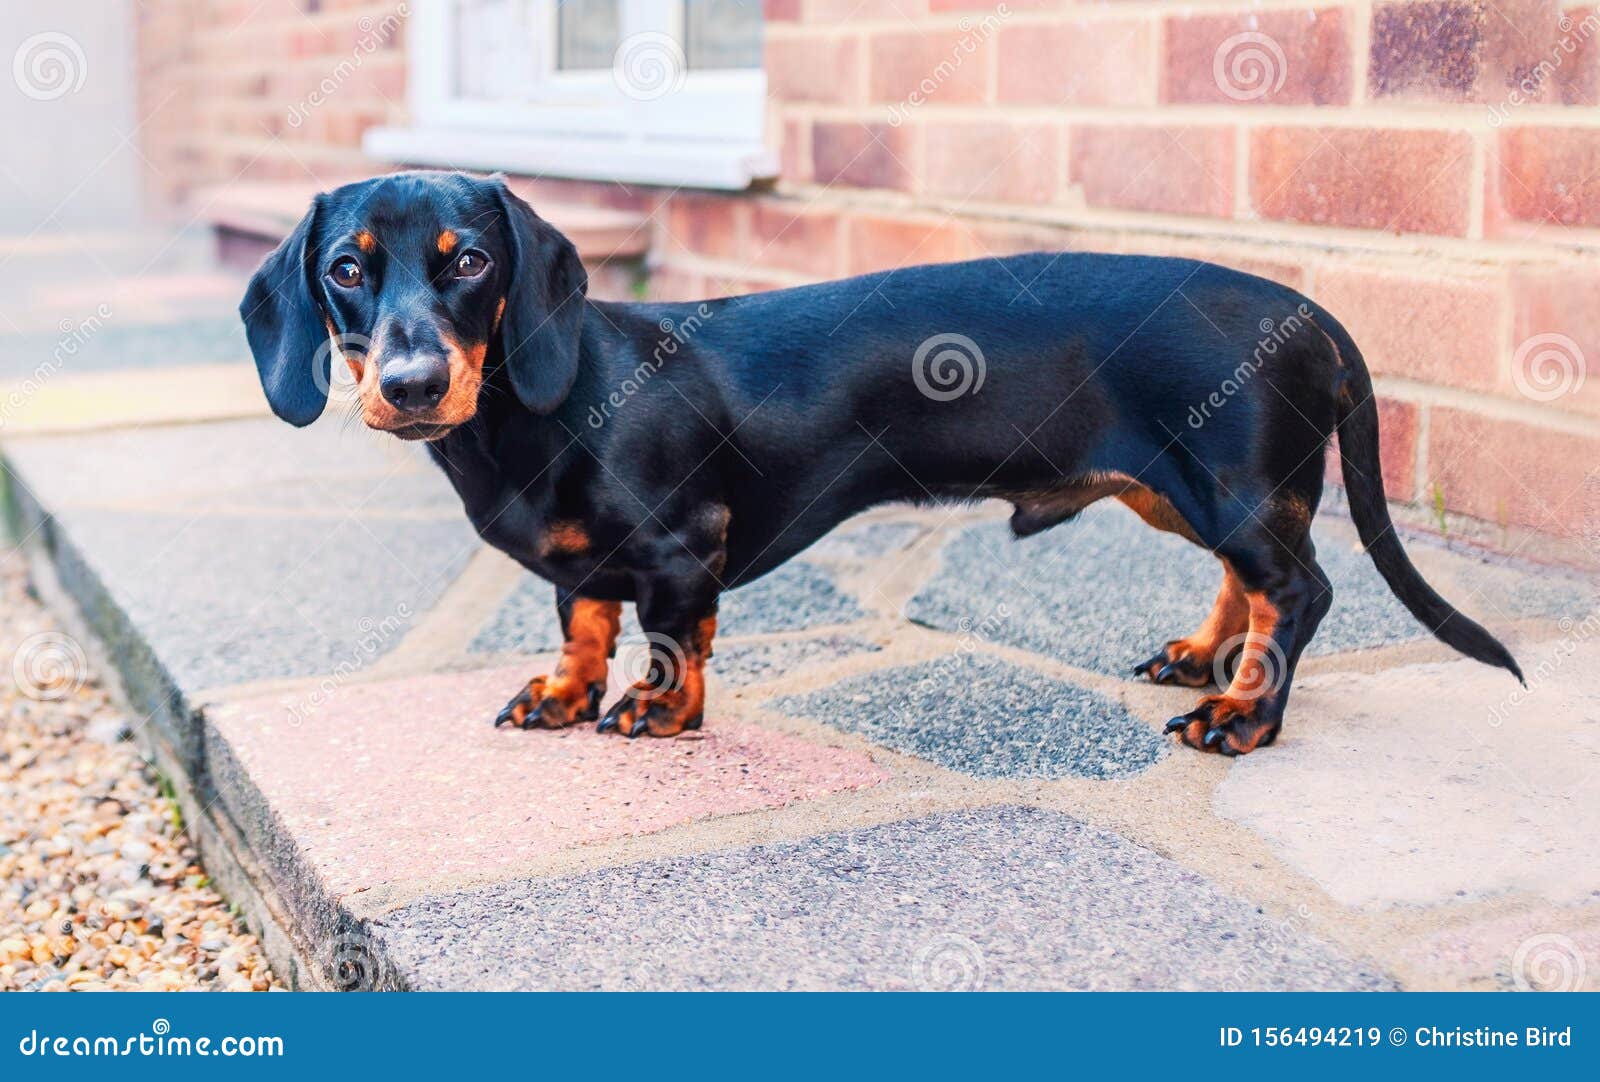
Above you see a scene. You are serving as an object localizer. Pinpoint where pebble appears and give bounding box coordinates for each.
[0,554,281,992]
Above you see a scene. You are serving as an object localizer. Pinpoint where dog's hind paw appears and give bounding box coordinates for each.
[1164,695,1280,756]
[1133,641,1217,687]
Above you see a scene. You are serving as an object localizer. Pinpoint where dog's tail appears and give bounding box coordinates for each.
[1320,313,1524,684]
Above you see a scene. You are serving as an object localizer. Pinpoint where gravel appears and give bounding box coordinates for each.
[0,553,279,992]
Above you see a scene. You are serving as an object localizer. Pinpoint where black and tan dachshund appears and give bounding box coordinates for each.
[240,171,1522,755]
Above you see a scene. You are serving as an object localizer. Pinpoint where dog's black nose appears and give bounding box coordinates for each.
[380,356,450,413]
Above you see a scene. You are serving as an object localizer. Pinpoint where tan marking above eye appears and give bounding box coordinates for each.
[354,230,376,254]
[437,229,458,254]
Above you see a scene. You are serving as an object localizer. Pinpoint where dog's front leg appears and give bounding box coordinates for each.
[598,576,719,739]
[494,593,621,729]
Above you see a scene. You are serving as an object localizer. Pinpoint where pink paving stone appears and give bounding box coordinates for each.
[207,665,889,896]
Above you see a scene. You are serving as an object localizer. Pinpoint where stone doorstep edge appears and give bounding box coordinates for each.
[2,454,386,991]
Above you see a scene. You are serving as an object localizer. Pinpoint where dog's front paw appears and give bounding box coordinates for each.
[493,675,603,730]
[596,681,703,738]
[1163,695,1279,756]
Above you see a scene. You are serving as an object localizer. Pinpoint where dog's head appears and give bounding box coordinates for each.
[239,171,587,440]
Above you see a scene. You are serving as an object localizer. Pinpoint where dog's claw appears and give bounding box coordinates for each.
[1163,716,1189,734]
[1204,726,1226,748]
[1155,662,1179,683]
[596,710,619,734]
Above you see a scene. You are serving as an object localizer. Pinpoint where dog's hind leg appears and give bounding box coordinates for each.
[1133,560,1250,687]
[1114,486,1249,687]
[1164,528,1333,756]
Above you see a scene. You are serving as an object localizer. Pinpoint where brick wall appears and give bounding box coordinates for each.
[135,0,1600,560]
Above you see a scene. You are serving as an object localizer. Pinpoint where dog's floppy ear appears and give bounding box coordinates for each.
[239,196,330,427]
[491,179,588,414]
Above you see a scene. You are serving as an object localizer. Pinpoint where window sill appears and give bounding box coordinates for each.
[363,126,778,191]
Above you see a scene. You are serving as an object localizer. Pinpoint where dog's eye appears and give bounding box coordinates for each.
[453,250,489,279]
[329,258,363,288]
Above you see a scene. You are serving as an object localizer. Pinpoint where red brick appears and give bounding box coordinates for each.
[1510,266,1600,417]
[664,194,746,261]
[1163,9,1352,105]
[1370,0,1563,102]
[748,203,845,278]
[847,216,974,275]
[812,121,912,191]
[767,36,861,106]
[968,221,1078,258]
[997,21,1154,106]
[869,28,993,106]
[647,266,708,302]
[762,0,802,20]
[1496,126,1600,228]
[932,0,1054,8]
[1312,265,1504,393]
[923,122,1061,205]
[1328,397,1420,501]
[811,0,927,15]
[1427,408,1599,535]
[1553,7,1600,105]
[780,118,812,184]
[1250,128,1475,235]
[1070,126,1234,218]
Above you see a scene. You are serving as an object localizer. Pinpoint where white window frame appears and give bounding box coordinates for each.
[365,0,776,190]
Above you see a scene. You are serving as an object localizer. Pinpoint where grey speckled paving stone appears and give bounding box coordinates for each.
[772,652,1162,779]
[905,504,1580,676]
[57,508,476,691]
[377,806,1395,991]
[471,559,867,654]
[713,634,883,687]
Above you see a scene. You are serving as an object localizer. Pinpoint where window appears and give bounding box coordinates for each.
[366,0,776,189]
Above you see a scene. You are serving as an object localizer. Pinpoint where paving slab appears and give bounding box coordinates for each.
[773,652,1164,780]
[905,504,1582,675]
[1214,638,1600,909]
[1393,909,1600,991]
[376,806,1396,991]
[4,420,477,692]
[472,558,868,655]
[714,634,884,687]
[0,316,248,381]
[207,664,889,898]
